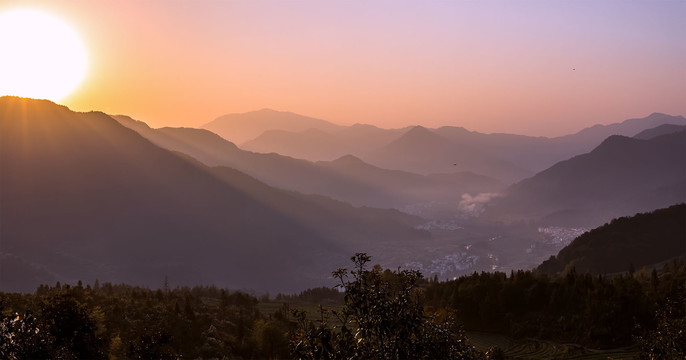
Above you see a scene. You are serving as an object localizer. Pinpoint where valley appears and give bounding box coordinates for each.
[1,2,684,358]
[3,96,683,295]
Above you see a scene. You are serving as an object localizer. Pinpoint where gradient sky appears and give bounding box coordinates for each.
[3,0,685,136]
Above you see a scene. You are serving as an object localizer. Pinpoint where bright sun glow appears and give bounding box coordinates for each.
[0,8,88,102]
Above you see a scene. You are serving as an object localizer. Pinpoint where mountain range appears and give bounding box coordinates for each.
[2,96,684,293]
[207,110,686,184]
[489,130,686,227]
[116,115,505,209]
[203,108,344,145]
[116,108,686,229]
[0,97,426,293]
[537,203,686,274]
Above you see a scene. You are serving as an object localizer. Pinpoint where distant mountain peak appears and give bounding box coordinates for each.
[400,125,435,137]
[596,134,634,146]
[254,108,291,115]
[331,154,366,165]
[349,123,382,130]
[202,108,343,145]
[394,125,447,144]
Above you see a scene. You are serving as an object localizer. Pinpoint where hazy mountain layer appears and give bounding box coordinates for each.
[116,116,504,209]
[202,108,344,145]
[227,111,685,183]
[241,123,408,161]
[489,131,686,227]
[364,126,532,183]
[0,97,426,293]
[633,123,686,140]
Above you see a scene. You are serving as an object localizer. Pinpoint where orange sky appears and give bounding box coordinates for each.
[3,0,685,136]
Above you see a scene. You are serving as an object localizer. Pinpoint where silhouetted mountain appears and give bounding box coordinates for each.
[633,124,686,140]
[537,204,686,274]
[337,123,408,147]
[116,118,417,208]
[557,112,686,145]
[202,108,343,145]
[241,123,408,162]
[217,111,685,178]
[117,117,504,209]
[241,128,350,161]
[434,113,686,173]
[115,114,243,166]
[0,97,426,293]
[318,155,506,205]
[434,126,561,173]
[490,131,686,227]
[365,126,532,183]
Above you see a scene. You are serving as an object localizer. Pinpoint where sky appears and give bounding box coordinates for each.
[2,0,685,136]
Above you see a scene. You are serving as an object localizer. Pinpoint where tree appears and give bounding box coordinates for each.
[0,308,53,359]
[638,288,686,359]
[290,253,481,359]
[39,293,106,359]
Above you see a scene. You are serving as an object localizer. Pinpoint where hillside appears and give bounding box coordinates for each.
[537,204,686,274]
[490,131,686,227]
[116,116,504,209]
[241,123,408,162]
[0,97,426,293]
[633,123,686,140]
[318,155,505,204]
[241,128,350,161]
[365,126,532,183]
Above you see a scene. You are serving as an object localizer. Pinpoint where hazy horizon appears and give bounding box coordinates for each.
[1,0,684,137]
[1,2,684,356]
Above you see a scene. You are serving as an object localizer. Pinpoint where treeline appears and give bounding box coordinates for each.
[2,259,684,358]
[423,258,686,348]
[275,286,344,305]
[0,282,291,359]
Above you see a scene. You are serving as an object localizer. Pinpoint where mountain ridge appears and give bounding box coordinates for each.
[202,108,344,145]
[489,130,686,227]
[537,204,686,274]
[0,97,426,293]
[228,110,686,176]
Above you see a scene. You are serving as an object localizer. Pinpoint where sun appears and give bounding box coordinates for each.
[0,8,88,102]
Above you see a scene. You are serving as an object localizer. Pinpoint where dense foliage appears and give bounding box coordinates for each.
[0,282,291,359]
[289,253,483,359]
[637,286,686,359]
[1,257,684,359]
[424,258,686,348]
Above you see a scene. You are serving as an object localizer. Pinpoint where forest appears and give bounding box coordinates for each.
[1,255,684,359]
[0,281,292,359]
[424,259,686,349]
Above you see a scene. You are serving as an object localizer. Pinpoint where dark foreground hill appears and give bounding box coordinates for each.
[0,97,426,293]
[537,204,686,274]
